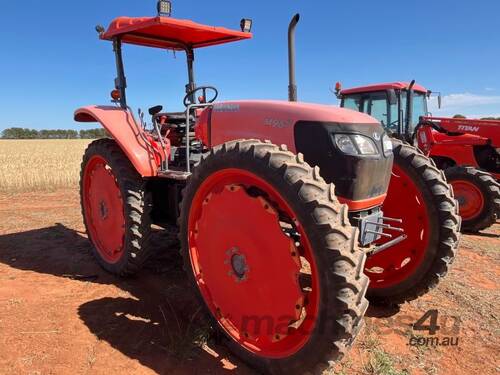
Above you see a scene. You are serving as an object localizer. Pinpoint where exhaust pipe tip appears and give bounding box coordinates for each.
[288,13,300,102]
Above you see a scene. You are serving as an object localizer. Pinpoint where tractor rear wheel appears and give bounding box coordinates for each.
[365,140,460,305]
[444,166,500,232]
[80,138,152,276]
[179,140,369,374]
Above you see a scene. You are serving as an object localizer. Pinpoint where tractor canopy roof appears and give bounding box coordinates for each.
[101,16,252,50]
[340,82,428,95]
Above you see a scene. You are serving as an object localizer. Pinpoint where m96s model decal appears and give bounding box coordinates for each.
[264,118,293,129]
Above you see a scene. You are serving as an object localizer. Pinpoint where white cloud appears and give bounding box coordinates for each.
[427,93,500,118]
[444,93,500,107]
[464,114,500,119]
[484,87,495,92]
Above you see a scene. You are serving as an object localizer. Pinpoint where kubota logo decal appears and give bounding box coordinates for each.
[457,125,480,132]
[213,103,240,112]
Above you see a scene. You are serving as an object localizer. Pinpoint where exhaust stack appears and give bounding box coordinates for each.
[405,80,416,135]
[288,13,300,102]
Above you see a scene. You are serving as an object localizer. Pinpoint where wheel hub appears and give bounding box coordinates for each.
[451,180,484,220]
[227,248,248,281]
[99,200,108,219]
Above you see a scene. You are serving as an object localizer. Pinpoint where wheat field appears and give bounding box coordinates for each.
[0,140,92,193]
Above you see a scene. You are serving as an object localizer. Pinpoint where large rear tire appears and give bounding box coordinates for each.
[444,166,500,233]
[179,140,369,374]
[80,139,152,276]
[366,140,460,305]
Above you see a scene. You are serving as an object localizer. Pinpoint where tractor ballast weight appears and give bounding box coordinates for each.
[338,80,499,232]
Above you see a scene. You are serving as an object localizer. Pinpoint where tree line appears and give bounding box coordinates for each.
[453,115,500,120]
[0,127,108,139]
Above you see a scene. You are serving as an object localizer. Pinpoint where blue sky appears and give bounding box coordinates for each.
[1,0,499,131]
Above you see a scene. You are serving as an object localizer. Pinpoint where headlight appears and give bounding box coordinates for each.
[334,134,379,156]
[382,134,393,157]
[352,135,378,155]
[334,134,358,155]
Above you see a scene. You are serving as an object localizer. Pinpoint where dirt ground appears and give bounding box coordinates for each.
[0,189,498,375]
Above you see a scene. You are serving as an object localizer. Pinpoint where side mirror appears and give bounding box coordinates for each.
[387,89,397,105]
[437,94,442,109]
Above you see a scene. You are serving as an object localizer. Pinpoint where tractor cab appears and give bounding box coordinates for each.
[336,81,433,140]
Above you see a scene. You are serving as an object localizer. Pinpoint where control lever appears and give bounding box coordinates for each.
[138,108,146,129]
[148,106,168,172]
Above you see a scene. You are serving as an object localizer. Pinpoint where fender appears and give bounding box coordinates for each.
[74,105,158,177]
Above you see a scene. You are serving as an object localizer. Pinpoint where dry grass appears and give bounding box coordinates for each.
[0,139,92,193]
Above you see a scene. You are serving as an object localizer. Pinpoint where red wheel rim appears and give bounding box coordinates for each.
[188,169,320,358]
[365,164,431,289]
[451,180,484,220]
[82,155,125,263]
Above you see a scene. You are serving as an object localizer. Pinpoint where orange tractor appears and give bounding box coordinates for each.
[337,81,500,232]
[76,4,459,373]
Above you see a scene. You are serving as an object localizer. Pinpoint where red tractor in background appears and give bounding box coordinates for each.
[74,3,459,373]
[337,81,500,232]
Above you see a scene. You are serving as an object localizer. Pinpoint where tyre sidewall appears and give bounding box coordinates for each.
[80,139,150,275]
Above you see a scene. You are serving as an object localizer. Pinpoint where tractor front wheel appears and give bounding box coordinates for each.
[80,138,152,276]
[444,166,500,232]
[179,140,369,374]
[365,140,460,305]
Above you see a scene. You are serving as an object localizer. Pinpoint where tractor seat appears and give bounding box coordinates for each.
[149,106,192,125]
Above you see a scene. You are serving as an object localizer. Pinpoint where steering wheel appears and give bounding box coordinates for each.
[183,86,218,107]
[386,119,400,131]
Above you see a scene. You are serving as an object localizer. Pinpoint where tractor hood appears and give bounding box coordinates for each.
[198,100,381,152]
[196,100,393,209]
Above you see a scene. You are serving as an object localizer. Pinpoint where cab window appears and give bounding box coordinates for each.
[400,92,428,131]
[366,94,388,126]
[343,96,362,112]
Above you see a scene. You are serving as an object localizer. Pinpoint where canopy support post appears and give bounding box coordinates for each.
[185,47,196,104]
[113,38,127,108]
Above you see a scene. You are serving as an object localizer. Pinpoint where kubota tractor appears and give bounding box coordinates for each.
[337,81,500,232]
[75,4,459,373]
